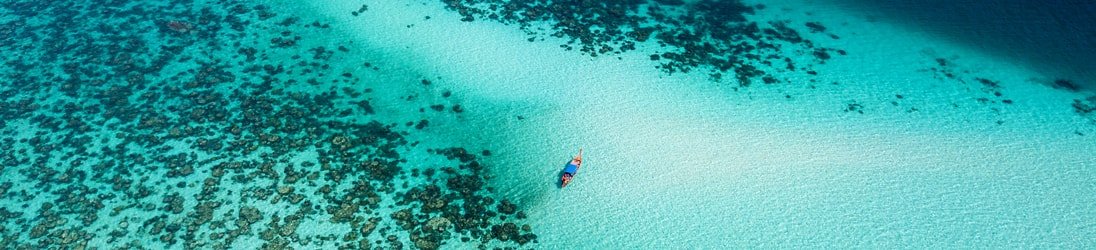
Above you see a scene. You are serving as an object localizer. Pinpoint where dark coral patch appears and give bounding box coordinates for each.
[1053,79,1080,92]
[0,1,536,248]
[440,0,843,86]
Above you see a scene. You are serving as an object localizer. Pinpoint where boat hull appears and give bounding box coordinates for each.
[559,149,583,188]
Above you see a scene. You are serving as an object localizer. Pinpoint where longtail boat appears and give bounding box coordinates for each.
[560,148,583,188]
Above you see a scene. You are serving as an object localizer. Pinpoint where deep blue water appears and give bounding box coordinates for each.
[838,0,1096,90]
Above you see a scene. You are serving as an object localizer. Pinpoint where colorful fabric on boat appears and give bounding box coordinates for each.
[563,163,578,174]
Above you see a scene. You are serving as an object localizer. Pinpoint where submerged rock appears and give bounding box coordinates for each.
[424,217,451,232]
[496,199,517,214]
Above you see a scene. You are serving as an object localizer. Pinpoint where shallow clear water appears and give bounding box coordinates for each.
[1,0,1094,248]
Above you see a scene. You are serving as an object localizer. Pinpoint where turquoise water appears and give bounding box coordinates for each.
[2,0,1095,249]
